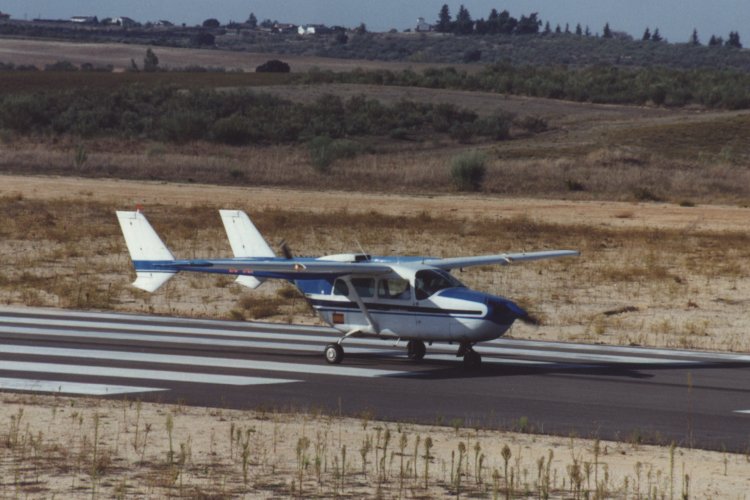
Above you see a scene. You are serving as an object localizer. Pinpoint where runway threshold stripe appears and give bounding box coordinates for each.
[0,345,409,378]
[0,360,300,386]
[0,376,166,395]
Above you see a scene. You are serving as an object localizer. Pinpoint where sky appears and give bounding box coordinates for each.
[3,1,748,44]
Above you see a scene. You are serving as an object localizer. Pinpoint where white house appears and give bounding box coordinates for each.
[416,17,432,32]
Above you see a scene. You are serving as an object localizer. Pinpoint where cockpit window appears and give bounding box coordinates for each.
[414,270,464,300]
[350,277,375,298]
[378,278,411,300]
[333,279,349,296]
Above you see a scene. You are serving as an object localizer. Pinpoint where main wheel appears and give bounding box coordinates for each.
[407,340,426,361]
[324,343,344,364]
[463,350,482,370]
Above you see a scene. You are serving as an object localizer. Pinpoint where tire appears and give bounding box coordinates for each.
[407,340,426,361]
[463,350,481,370]
[324,343,344,364]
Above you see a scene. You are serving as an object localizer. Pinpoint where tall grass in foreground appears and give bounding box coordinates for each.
[1,395,729,498]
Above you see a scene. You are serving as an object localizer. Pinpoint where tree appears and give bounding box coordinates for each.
[143,48,159,72]
[247,13,257,29]
[356,22,367,34]
[708,35,723,47]
[565,23,570,34]
[436,4,452,33]
[651,28,663,42]
[555,24,562,34]
[602,22,612,38]
[516,13,541,35]
[688,28,699,45]
[575,23,582,36]
[455,4,473,35]
[202,18,220,28]
[642,27,651,41]
[584,25,591,37]
[726,31,742,48]
[543,21,551,35]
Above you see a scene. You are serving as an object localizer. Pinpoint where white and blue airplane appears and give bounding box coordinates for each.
[117,209,579,369]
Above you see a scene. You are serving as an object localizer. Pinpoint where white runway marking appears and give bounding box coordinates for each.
[0,344,408,378]
[0,376,165,395]
[733,410,750,414]
[0,360,300,386]
[0,321,707,366]
[0,325,391,356]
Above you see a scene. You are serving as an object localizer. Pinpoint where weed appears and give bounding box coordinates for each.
[450,150,486,191]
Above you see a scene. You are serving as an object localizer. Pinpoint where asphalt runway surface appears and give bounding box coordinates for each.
[1,306,749,452]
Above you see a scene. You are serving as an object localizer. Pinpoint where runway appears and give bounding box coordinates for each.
[1,306,750,451]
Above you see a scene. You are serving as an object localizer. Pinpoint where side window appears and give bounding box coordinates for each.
[378,278,411,300]
[333,279,349,296]
[350,277,375,298]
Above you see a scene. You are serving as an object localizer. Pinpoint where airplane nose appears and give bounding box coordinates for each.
[487,296,537,326]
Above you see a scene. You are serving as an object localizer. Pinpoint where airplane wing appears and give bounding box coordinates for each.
[160,258,395,278]
[424,250,580,270]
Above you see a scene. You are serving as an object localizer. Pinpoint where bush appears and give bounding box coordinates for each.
[256,59,290,73]
[308,135,362,172]
[450,151,487,191]
[211,114,253,145]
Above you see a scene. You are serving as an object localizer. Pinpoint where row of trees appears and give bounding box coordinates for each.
[0,87,515,144]
[434,4,744,48]
[436,5,541,35]
[303,65,750,110]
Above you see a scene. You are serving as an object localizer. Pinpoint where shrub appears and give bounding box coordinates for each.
[256,59,290,73]
[211,114,253,145]
[450,151,487,191]
[307,136,362,173]
[44,60,78,72]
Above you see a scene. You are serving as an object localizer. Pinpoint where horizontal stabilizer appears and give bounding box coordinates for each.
[132,272,176,293]
[220,209,275,289]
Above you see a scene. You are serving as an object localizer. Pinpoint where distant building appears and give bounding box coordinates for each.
[155,20,174,27]
[297,23,332,35]
[272,22,297,34]
[70,16,98,24]
[113,16,138,28]
[416,17,433,32]
[0,12,10,21]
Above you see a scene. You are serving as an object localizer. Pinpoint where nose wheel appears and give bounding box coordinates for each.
[324,343,344,364]
[458,342,482,370]
[407,340,426,361]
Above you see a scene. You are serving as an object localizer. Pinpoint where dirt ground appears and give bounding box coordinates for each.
[1,393,748,499]
[0,38,457,73]
[3,173,748,232]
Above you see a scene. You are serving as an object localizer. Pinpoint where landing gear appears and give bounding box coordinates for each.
[463,350,482,370]
[457,342,482,370]
[406,340,426,361]
[324,343,344,364]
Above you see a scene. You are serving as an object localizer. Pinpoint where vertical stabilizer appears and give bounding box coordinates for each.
[116,211,176,292]
[219,210,275,289]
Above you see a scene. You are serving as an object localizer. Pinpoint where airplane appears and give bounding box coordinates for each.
[116,209,579,369]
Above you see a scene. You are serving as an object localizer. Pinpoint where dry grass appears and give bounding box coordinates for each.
[0,193,749,352]
[2,126,750,203]
[1,393,748,498]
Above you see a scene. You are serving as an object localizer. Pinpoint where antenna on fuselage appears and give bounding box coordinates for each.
[278,239,294,259]
[354,238,371,261]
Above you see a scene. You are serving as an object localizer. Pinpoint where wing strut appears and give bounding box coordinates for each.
[341,276,380,335]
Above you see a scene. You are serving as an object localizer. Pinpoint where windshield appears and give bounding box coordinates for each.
[414,269,464,300]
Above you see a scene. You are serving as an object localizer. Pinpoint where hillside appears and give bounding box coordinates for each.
[2,20,750,71]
